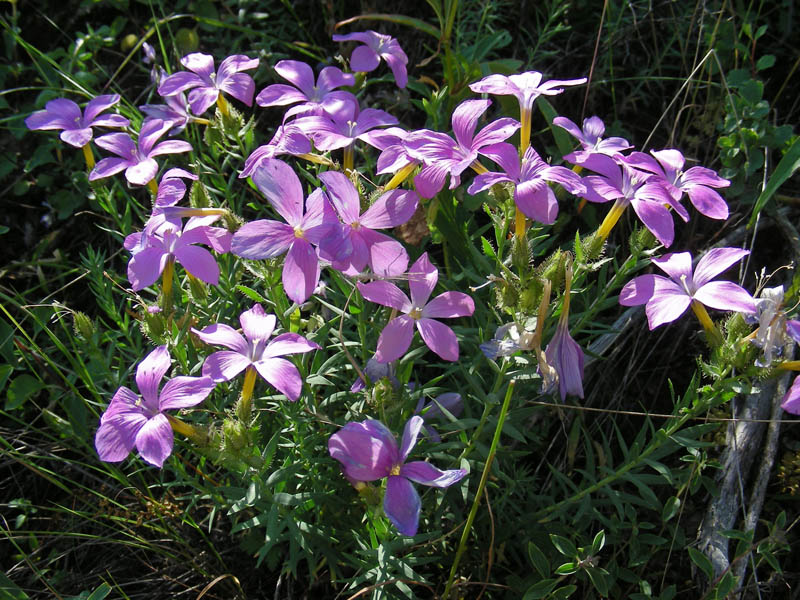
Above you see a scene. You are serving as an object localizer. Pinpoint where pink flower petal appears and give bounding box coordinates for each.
[328,420,395,481]
[694,281,756,314]
[201,351,251,382]
[253,357,302,401]
[374,315,415,363]
[135,345,171,407]
[357,280,411,312]
[422,292,475,319]
[401,461,466,488]
[159,376,215,410]
[134,413,173,468]
[282,240,320,304]
[416,318,459,361]
[191,323,248,354]
[384,475,421,536]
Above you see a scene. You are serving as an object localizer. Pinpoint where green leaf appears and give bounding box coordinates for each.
[550,534,578,558]
[0,572,30,599]
[481,236,497,260]
[756,54,775,71]
[236,284,267,304]
[591,530,606,554]
[555,562,578,575]
[6,374,44,410]
[749,136,800,226]
[688,547,714,581]
[662,496,681,522]
[714,572,735,599]
[523,579,558,599]
[527,541,550,578]
[550,584,577,599]
[0,364,13,394]
[586,566,609,596]
[335,13,440,39]
[85,584,112,600]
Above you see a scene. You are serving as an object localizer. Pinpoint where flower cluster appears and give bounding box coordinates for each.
[25,23,782,547]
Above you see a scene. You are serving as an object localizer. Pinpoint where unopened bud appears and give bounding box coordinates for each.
[72,311,94,340]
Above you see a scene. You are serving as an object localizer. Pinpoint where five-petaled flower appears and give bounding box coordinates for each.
[95,345,216,468]
[469,142,586,225]
[192,304,319,401]
[89,119,193,187]
[256,60,356,120]
[404,99,519,198]
[24,94,130,148]
[230,158,343,304]
[619,248,756,330]
[328,416,466,536]
[319,170,418,276]
[333,30,409,88]
[158,53,259,115]
[357,253,475,362]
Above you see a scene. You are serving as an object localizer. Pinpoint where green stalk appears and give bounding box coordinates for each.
[443,379,515,599]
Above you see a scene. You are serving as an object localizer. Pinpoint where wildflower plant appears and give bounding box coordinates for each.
[16,11,799,600]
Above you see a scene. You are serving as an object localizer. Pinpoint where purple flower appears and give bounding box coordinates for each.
[256,60,356,120]
[293,97,397,152]
[140,92,192,134]
[782,377,800,415]
[328,416,466,536]
[553,115,632,168]
[582,155,682,247]
[158,53,259,115]
[192,304,319,401]
[404,99,519,198]
[357,253,475,362]
[319,170,418,276]
[239,125,312,178]
[623,149,731,220]
[333,30,409,88]
[468,142,585,224]
[545,321,584,400]
[89,119,193,186]
[480,322,537,359]
[125,216,231,290]
[94,345,215,468]
[619,248,756,329]
[230,158,342,304]
[469,71,586,116]
[24,94,129,148]
[748,286,789,366]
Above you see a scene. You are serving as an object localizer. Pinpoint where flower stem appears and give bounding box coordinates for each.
[595,198,628,243]
[776,360,800,371]
[444,380,515,600]
[166,414,207,444]
[81,144,95,170]
[147,179,159,196]
[383,162,416,191]
[519,107,531,155]
[237,366,258,422]
[297,153,334,166]
[514,208,526,241]
[691,300,722,346]
[469,160,488,175]
[160,257,174,312]
[343,144,354,172]
[216,94,230,117]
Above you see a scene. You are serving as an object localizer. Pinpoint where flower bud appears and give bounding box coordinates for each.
[72,311,94,340]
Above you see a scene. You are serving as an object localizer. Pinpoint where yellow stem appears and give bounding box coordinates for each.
[343,144,354,172]
[595,198,628,243]
[170,207,228,217]
[560,255,573,324]
[238,366,258,422]
[691,301,722,346]
[514,208,526,240]
[166,415,206,443]
[296,153,334,166]
[470,160,488,175]
[161,257,174,312]
[383,162,417,191]
[777,360,800,371]
[81,144,95,170]
[191,117,211,126]
[216,94,230,117]
[519,108,531,155]
[147,179,159,195]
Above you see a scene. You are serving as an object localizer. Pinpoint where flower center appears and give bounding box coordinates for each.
[390,464,402,476]
[294,226,306,239]
[350,221,362,230]
[679,274,694,296]
[409,307,423,320]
